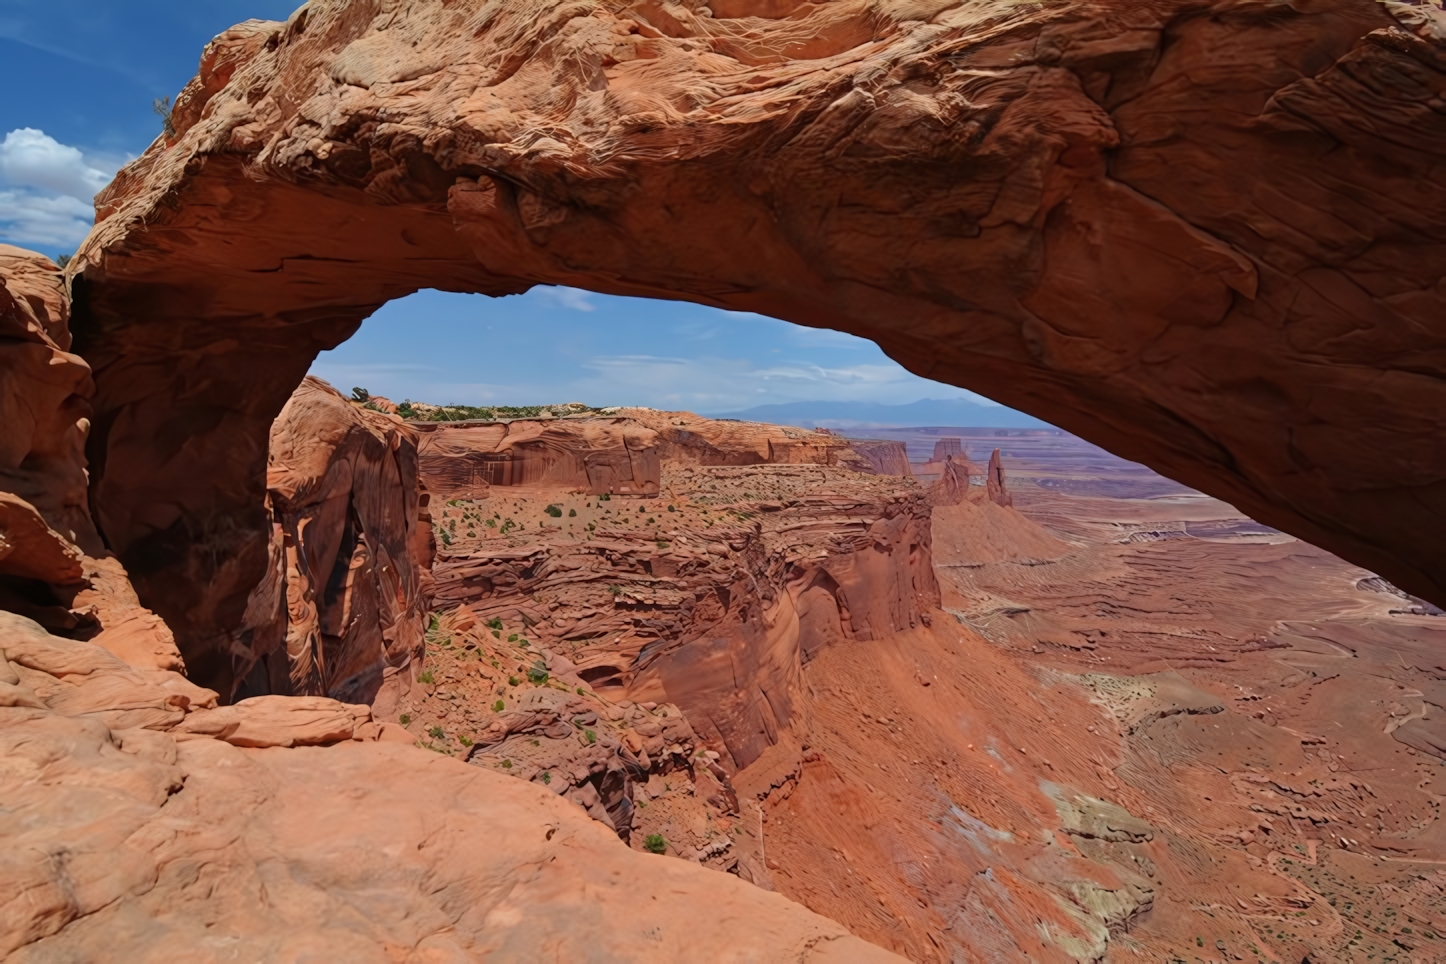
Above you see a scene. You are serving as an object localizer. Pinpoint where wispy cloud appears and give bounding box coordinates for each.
[531,286,596,312]
[0,128,122,250]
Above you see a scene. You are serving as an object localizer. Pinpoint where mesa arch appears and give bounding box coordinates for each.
[68,0,1446,693]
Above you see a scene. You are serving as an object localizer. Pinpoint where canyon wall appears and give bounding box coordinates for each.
[234,377,433,704]
[59,0,1446,683]
[427,460,939,770]
[414,410,896,502]
[0,248,182,672]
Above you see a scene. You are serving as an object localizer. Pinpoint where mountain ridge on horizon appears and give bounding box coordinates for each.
[710,397,1051,429]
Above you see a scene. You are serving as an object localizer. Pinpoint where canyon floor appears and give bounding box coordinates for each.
[386,425,1446,964]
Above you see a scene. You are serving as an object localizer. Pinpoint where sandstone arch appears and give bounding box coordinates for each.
[70,0,1446,692]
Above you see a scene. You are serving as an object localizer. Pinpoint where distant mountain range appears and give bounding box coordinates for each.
[711,398,1051,429]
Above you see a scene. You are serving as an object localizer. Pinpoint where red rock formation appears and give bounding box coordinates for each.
[931,438,963,463]
[0,248,182,670]
[57,0,1446,671]
[986,447,1013,508]
[0,609,895,962]
[237,376,433,705]
[413,409,899,503]
[425,463,937,770]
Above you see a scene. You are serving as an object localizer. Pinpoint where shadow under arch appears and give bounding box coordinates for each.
[67,0,1446,692]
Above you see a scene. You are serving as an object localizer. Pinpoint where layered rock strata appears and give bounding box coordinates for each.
[64,0,1446,646]
[234,377,434,704]
[413,409,892,502]
[426,462,939,770]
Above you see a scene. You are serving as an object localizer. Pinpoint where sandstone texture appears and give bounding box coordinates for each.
[56,0,1446,672]
[231,376,433,704]
[0,610,894,963]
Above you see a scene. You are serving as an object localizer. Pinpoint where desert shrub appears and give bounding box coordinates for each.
[501,759,512,769]
[598,493,610,501]
[584,729,597,745]
[544,504,562,518]
[526,659,549,685]
[486,617,503,630]
[418,670,434,684]
[644,834,667,854]
[399,713,411,725]
[428,725,445,739]
[439,530,452,546]
[397,401,416,418]
[508,675,520,686]
[493,700,505,712]
[508,633,518,642]
[459,735,473,747]
[153,95,176,137]
[541,771,552,784]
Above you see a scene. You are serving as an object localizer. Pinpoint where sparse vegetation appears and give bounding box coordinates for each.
[153,95,176,137]
[544,504,563,518]
[508,675,520,686]
[644,834,667,854]
[493,700,505,712]
[418,670,435,684]
[399,713,411,725]
[527,659,550,684]
[585,729,597,744]
[429,725,445,739]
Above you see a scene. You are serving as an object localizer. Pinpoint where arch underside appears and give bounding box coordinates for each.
[70,0,1446,689]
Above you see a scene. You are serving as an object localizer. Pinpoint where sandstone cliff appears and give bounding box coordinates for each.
[235,376,434,705]
[424,461,937,771]
[414,408,898,502]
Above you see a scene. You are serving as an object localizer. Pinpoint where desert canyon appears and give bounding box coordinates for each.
[3,0,1446,960]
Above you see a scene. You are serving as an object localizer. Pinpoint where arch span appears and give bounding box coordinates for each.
[70,0,1446,690]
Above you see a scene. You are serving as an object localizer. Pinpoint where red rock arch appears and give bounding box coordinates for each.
[70,0,1446,690]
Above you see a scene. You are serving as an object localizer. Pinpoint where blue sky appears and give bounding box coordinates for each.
[0,0,1024,416]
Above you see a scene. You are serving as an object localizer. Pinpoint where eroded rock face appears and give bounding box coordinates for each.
[62,0,1446,668]
[0,610,896,962]
[235,376,433,704]
[414,409,895,502]
[0,248,183,670]
[427,461,937,770]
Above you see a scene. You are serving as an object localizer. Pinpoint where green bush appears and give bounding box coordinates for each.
[486,617,503,630]
[544,504,563,518]
[644,834,667,854]
[429,725,444,739]
[508,633,518,642]
[526,659,550,685]
[459,735,473,747]
[508,676,520,686]
[399,713,411,725]
[541,771,552,784]
[493,700,505,712]
[418,670,434,684]
[501,759,512,769]
[584,729,597,745]
[397,401,416,418]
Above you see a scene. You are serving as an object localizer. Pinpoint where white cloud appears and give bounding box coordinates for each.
[0,189,97,248]
[0,128,122,251]
[531,286,596,312]
[0,128,113,200]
